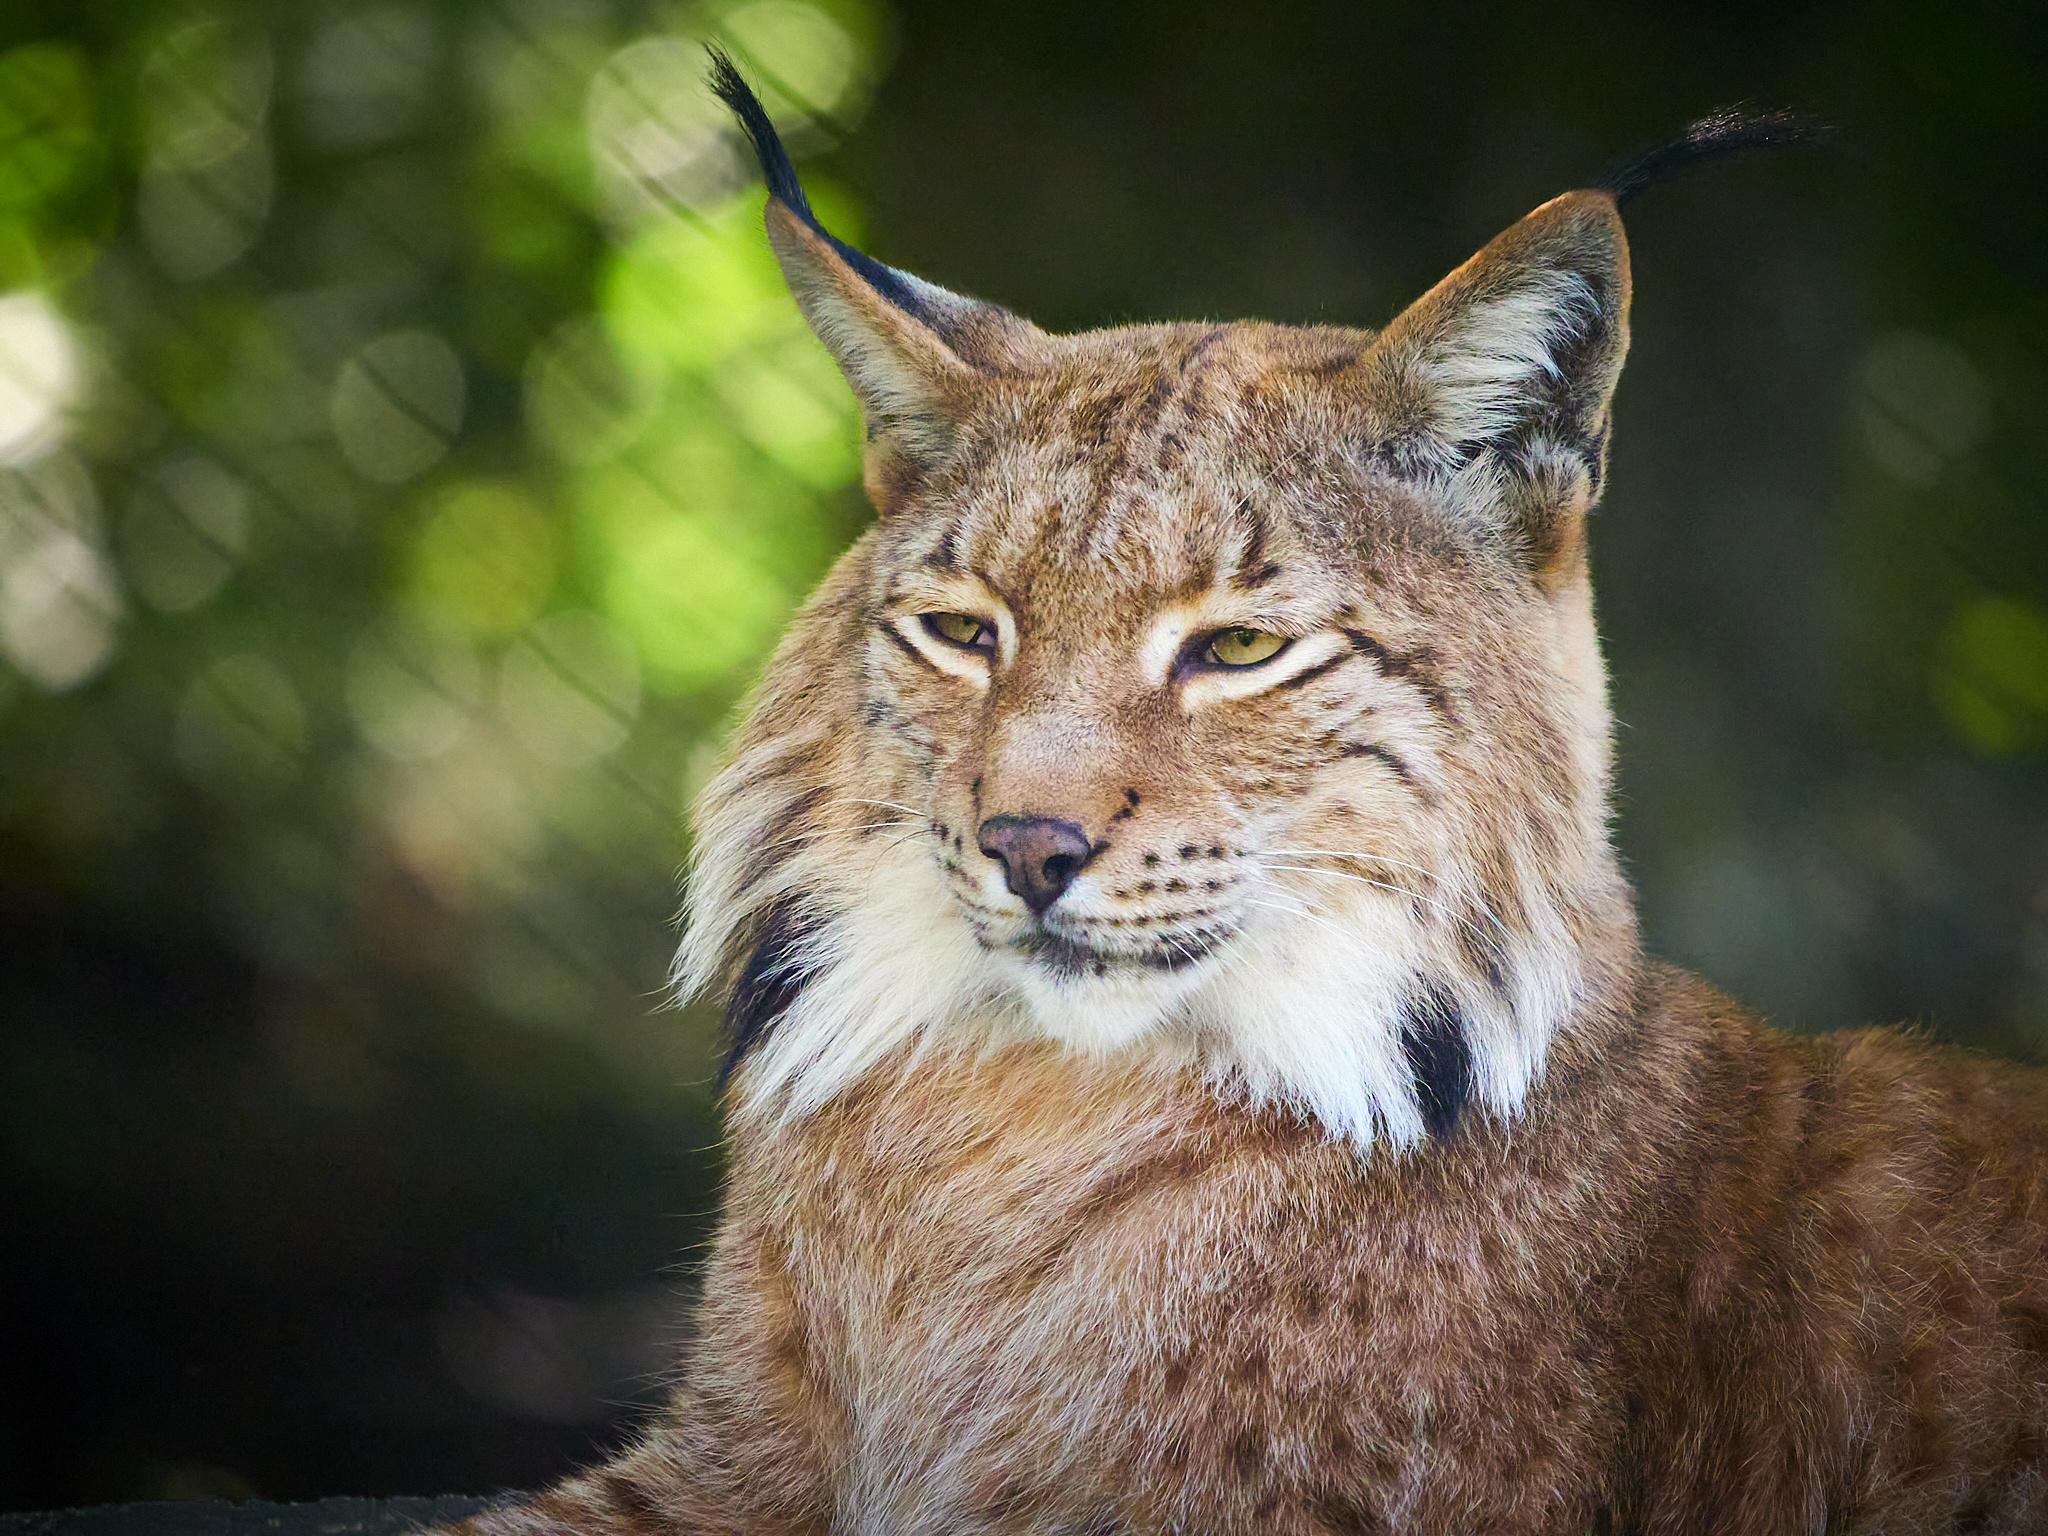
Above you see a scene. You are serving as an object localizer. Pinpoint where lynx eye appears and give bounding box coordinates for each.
[1204,627,1288,668]
[921,612,995,652]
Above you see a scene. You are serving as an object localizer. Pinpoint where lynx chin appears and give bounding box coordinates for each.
[441,65,2048,1536]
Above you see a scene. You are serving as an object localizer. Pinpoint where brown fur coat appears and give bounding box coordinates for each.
[459,967,2048,1535]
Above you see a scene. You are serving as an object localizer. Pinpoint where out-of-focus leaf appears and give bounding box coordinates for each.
[0,44,96,218]
[1937,596,2048,756]
[411,477,558,636]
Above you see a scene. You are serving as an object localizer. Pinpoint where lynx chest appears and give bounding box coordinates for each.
[733,1051,1630,1535]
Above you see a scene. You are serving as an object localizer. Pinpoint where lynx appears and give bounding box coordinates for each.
[453,62,2048,1536]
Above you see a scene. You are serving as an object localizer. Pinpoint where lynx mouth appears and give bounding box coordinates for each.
[1014,923,1224,978]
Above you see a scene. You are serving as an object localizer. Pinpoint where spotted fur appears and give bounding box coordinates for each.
[444,79,2048,1536]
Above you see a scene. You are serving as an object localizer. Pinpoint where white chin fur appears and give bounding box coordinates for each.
[1181,904,1434,1148]
[1000,953,1207,1054]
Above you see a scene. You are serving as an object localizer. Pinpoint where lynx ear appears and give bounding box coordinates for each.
[761,203,975,506]
[1359,190,1630,579]
[709,52,1036,512]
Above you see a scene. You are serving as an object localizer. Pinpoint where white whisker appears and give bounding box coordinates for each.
[756,818,918,854]
[1259,847,1447,887]
[1257,862,1501,948]
[836,796,930,819]
[1259,847,1513,939]
[1240,895,1350,940]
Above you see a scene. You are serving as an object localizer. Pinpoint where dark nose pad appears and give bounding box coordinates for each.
[977,815,1095,916]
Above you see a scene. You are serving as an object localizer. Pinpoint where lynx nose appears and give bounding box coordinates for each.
[977,815,1094,916]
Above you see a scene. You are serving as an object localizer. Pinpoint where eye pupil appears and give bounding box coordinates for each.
[1205,626,1284,668]
[923,612,990,651]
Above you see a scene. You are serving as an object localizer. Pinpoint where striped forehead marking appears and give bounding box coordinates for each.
[904,325,1350,597]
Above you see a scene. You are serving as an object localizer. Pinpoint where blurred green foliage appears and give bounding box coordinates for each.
[0,0,888,1049]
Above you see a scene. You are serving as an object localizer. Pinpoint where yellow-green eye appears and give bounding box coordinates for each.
[1206,627,1287,667]
[922,612,992,651]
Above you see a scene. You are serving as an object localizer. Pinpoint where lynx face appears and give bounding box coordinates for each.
[678,78,1642,1149]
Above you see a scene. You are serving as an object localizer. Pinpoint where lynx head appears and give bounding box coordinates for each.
[678,65,1801,1149]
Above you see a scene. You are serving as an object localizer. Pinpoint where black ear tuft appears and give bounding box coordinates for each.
[1400,981,1472,1141]
[706,46,943,329]
[1594,107,1828,208]
[718,901,820,1090]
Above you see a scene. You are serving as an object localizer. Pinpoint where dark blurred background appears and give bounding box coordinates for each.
[1,0,2044,1511]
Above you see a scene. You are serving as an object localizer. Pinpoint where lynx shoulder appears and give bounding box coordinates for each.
[452,69,2048,1536]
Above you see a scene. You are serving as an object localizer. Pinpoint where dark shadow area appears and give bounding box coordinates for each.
[0,1497,500,1535]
